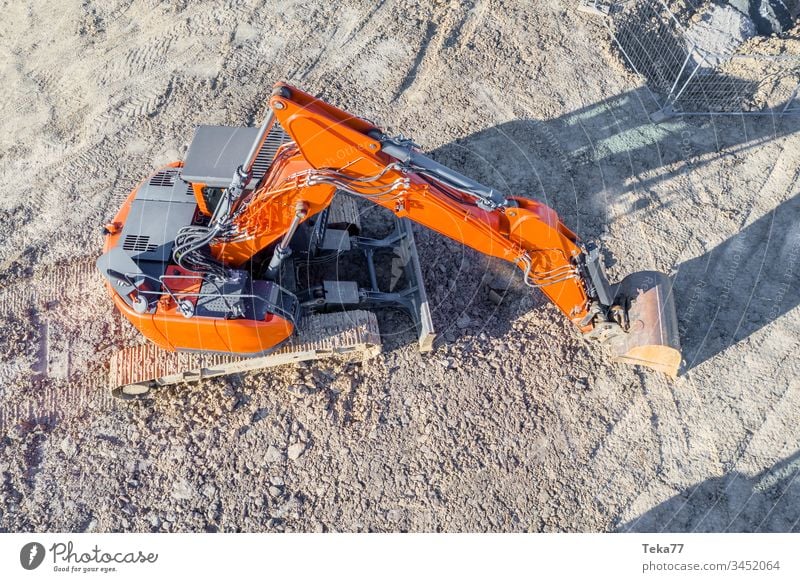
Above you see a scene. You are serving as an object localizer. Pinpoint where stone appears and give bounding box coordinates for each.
[286,383,315,397]
[488,289,504,305]
[264,445,285,463]
[60,437,77,458]
[251,408,268,422]
[441,357,457,370]
[685,4,757,68]
[287,442,306,461]
[171,480,194,501]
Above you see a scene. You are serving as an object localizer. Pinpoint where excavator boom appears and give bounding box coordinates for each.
[255,85,592,326]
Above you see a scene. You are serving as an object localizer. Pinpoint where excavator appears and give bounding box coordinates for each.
[97,83,681,398]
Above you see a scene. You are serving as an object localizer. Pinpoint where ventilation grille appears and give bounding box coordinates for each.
[250,124,291,182]
[186,182,194,195]
[149,169,178,187]
[122,235,157,253]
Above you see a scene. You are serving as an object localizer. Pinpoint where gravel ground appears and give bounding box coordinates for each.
[1,0,799,532]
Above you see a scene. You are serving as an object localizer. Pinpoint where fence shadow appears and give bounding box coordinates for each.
[620,450,800,532]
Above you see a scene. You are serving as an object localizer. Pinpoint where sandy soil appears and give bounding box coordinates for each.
[1,0,799,532]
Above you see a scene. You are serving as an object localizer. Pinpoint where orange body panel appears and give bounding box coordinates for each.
[102,163,294,355]
[107,288,293,354]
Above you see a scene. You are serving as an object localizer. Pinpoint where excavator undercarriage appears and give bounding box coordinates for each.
[98,83,681,398]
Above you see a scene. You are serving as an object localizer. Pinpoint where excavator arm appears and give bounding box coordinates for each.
[210,83,681,375]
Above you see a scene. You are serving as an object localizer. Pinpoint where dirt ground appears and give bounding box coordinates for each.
[1,0,799,532]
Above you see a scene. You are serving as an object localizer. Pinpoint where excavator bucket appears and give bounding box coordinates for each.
[607,271,682,377]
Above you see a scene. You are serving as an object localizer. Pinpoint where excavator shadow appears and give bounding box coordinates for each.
[619,449,800,532]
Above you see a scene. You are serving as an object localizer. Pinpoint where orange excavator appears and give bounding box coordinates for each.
[98,83,681,398]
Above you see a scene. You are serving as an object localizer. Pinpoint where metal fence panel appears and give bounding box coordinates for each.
[598,0,800,119]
